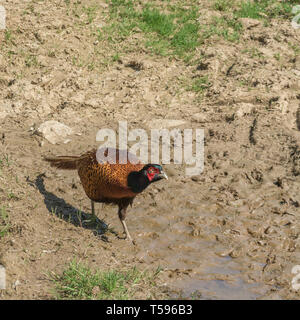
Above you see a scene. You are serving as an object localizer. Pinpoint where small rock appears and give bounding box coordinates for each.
[229,248,242,258]
[239,18,261,29]
[0,101,12,119]
[0,265,5,289]
[191,175,202,182]
[38,120,74,144]
[236,103,255,118]
[229,199,245,207]
[13,280,21,290]
[192,113,207,123]
[71,93,85,104]
[85,98,99,109]
[99,3,108,8]
[191,228,200,237]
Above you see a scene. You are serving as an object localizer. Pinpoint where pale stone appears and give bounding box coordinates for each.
[38,120,73,144]
[0,101,12,119]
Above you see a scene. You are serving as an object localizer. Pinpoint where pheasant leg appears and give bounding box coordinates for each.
[121,220,133,242]
[118,206,135,244]
[91,200,95,216]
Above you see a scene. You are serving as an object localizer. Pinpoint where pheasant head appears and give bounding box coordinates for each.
[127,164,168,193]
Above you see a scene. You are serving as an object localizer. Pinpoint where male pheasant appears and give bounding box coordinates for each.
[44,147,168,243]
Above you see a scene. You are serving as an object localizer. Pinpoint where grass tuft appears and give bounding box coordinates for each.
[188,75,211,93]
[234,0,299,20]
[141,8,175,37]
[50,260,164,300]
[0,207,10,238]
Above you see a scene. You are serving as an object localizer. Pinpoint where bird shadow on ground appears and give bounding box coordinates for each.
[27,173,114,242]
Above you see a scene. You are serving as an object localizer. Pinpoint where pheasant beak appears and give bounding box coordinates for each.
[158,171,168,180]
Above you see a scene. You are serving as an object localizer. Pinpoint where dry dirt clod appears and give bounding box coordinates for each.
[38,121,75,145]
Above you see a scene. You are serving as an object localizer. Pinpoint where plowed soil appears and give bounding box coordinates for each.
[1,0,300,299]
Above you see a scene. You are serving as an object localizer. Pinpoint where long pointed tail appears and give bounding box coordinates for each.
[43,155,79,170]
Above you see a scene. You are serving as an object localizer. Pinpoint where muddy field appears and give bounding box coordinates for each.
[1,0,300,299]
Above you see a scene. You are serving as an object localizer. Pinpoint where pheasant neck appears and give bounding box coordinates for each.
[127,170,150,193]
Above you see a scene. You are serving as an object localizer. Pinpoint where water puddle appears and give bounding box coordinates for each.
[130,205,269,300]
[172,278,263,300]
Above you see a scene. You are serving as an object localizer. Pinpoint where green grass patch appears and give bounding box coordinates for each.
[235,0,299,20]
[214,0,233,12]
[63,0,299,67]
[25,54,39,68]
[0,154,11,169]
[202,16,243,42]
[0,207,10,238]
[187,75,211,93]
[4,29,12,42]
[84,6,98,24]
[242,47,265,60]
[209,0,299,42]
[99,1,201,60]
[171,22,199,55]
[50,260,164,300]
[141,8,175,36]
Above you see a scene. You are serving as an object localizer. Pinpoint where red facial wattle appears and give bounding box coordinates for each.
[146,168,159,181]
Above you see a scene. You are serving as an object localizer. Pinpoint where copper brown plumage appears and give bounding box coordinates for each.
[44,147,168,243]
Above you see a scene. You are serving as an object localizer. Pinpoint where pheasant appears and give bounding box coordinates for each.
[44,147,168,243]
